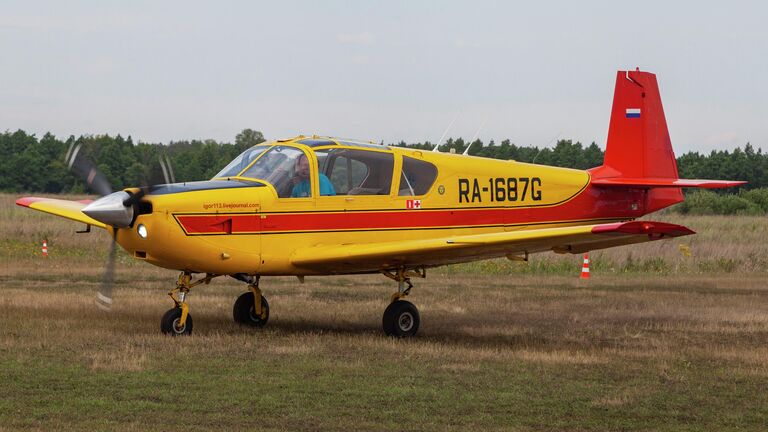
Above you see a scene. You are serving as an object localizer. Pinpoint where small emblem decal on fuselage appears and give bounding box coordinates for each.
[406,199,422,209]
[437,185,445,195]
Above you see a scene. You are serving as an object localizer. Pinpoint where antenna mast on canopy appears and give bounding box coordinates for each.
[432,111,461,152]
[463,119,487,155]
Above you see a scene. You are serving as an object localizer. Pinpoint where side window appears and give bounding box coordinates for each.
[317,149,394,195]
[399,156,438,196]
[328,155,368,194]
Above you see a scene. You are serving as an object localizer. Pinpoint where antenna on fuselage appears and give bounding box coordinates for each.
[432,111,461,152]
[463,119,487,155]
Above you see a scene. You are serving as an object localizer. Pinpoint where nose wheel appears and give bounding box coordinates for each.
[161,307,193,336]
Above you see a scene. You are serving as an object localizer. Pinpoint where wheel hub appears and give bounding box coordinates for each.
[172,318,186,334]
[398,312,414,332]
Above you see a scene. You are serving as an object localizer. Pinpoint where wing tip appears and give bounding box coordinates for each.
[16,197,47,208]
[592,221,695,237]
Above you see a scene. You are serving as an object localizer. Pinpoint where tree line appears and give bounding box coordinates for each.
[2,129,766,200]
[1,129,265,193]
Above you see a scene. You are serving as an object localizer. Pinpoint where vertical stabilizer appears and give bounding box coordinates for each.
[591,69,683,212]
[593,69,680,180]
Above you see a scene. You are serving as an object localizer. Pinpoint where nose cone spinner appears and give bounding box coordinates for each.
[82,191,135,227]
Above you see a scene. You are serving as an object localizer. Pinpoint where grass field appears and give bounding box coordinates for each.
[1,193,767,431]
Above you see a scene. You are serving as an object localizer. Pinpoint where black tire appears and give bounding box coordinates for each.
[382,300,420,337]
[233,292,270,327]
[382,302,397,336]
[160,307,193,336]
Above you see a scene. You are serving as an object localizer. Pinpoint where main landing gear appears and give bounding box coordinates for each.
[381,268,425,337]
[233,276,270,327]
[161,272,218,336]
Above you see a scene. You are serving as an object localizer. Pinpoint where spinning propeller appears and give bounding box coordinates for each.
[65,143,175,310]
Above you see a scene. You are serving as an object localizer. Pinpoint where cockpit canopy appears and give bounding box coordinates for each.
[212,137,438,198]
[213,145,271,179]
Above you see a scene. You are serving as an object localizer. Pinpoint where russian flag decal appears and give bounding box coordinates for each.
[625,108,641,118]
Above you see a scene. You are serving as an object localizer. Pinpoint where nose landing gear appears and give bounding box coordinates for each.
[160,272,217,336]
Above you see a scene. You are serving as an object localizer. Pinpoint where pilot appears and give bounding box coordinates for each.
[291,154,336,197]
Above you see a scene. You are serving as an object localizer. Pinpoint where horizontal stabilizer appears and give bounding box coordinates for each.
[16,197,106,229]
[592,178,747,189]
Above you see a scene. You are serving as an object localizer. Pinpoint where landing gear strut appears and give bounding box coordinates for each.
[233,276,270,327]
[160,272,217,336]
[381,268,425,337]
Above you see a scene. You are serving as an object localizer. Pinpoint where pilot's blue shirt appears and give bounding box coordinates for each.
[291,174,336,197]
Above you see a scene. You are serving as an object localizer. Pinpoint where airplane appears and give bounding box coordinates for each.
[16,69,745,337]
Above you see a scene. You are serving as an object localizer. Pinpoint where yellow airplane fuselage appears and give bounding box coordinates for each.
[116,139,637,276]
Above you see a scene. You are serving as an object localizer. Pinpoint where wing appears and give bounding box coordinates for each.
[290,221,694,273]
[16,197,107,229]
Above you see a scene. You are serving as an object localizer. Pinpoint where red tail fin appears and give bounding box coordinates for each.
[593,69,679,180]
[590,69,746,212]
[590,70,683,212]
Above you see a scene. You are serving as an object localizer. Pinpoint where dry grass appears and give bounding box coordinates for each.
[2,270,768,430]
[2,193,768,430]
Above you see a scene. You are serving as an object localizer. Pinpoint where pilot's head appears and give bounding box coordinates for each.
[296,154,310,179]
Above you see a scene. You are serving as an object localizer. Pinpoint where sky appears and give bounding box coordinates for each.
[1,0,766,153]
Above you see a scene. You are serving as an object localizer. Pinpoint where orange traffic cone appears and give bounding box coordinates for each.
[580,253,590,279]
[42,240,48,257]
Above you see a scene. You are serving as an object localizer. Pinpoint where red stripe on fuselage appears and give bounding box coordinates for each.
[177,208,507,234]
[174,186,646,235]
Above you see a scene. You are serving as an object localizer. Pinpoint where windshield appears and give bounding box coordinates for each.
[240,145,308,197]
[213,145,270,178]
